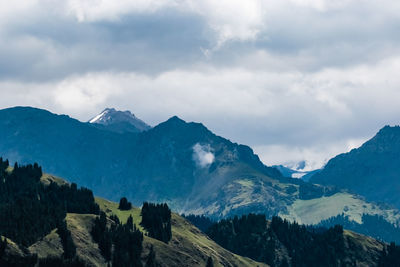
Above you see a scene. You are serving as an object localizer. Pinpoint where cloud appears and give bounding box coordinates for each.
[66,0,266,45]
[192,143,215,168]
[254,137,366,170]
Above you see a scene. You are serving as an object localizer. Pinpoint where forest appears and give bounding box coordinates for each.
[141,202,172,243]
[182,214,214,233]
[317,213,400,244]
[0,158,100,247]
[91,212,144,266]
[0,159,169,266]
[207,214,345,267]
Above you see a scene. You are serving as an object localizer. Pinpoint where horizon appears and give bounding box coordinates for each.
[2,1,400,169]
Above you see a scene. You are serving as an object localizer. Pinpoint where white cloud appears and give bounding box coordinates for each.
[192,143,215,168]
[53,73,123,112]
[188,0,266,45]
[254,137,366,170]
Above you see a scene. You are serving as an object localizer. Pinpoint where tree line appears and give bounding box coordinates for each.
[141,202,172,243]
[207,214,346,267]
[181,214,214,233]
[90,198,172,266]
[91,211,144,266]
[0,158,99,266]
[0,159,100,247]
[317,213,400,244]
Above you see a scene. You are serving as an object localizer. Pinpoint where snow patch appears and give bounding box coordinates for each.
[291,173,306,179]
[89,110,107,123]
[192,143,215,168]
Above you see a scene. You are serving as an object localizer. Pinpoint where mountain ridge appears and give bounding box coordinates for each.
[311,125,400,208]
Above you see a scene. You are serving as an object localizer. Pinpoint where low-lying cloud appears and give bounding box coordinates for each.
[192,143,215,168]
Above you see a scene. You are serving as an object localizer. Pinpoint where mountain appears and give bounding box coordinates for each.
[89,108,151,133]
[0,106,285,218]
[1,106,400,239]
[310,125,400,209]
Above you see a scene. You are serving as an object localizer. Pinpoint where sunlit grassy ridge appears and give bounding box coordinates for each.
[95,197,144,231]
[95,197,267,267]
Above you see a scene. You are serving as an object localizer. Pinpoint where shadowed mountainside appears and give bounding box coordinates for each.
[311,126,400,208]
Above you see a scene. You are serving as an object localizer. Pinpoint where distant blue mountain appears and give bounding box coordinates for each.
[311,126,400,208]
[0,106,291,218]
[273,164,320,181]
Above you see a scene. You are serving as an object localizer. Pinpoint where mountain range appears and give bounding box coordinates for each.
[1,106,400,243]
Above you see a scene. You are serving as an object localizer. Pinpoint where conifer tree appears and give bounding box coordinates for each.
[118,197,132,210]
[145,245,157,267]
[206,256,214,267]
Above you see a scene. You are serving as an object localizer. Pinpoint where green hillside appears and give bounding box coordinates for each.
[0,163,266,267]
[95,197,265,267]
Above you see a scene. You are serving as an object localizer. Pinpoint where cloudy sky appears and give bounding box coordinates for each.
[1,0,400,169]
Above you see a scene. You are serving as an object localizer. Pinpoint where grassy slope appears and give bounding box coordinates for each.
[1,173,265,266]
[96,197,267,267]
[279,192,400,225]
[343,230,385,266]
[40,173,69,186]
[1,236,26,259]
[0,197,388,267]
[29,229,63,259]
[66,213,107,267]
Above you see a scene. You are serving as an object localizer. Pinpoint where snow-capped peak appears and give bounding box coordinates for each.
[89,108,151,132]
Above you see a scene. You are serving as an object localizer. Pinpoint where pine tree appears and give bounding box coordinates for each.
[206,256,214,267]
[145,245,156,267]
[0,237,7,259]
[57,220,76,259]
[126,215,134,231]
[141,202,172,243]
[118,197,132,210]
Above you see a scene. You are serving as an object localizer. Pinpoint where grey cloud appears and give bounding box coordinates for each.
[0,10,211,81]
